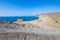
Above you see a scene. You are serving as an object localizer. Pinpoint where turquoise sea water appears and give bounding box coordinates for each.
[0,16,38,22]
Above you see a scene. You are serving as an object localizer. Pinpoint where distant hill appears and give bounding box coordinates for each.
[47,12,60,16]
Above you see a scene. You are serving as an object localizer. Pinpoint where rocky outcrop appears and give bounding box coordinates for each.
[0,20,27,30]
[0,20,20,29]
[0,20,9,24]
[16,19,24,24]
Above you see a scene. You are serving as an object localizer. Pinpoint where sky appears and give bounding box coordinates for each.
[0,0,60,16]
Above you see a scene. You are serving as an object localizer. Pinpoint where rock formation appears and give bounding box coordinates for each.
[0,20,20,29]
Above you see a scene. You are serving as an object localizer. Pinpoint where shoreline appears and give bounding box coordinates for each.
[0,15,60,31]
[14,18,60,31]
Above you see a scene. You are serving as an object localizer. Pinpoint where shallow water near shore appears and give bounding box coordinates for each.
[0,16,38,22]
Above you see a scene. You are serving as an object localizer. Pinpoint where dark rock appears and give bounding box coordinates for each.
[0,20,9,24]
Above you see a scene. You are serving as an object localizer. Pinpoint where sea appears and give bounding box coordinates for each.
[0,16,38,22]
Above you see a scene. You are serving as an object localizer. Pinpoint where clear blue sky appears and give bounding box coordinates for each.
[0,0,60,16]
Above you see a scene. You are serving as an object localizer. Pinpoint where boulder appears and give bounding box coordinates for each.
[16,19,24,24]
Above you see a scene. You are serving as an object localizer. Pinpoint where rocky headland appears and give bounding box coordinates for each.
[0,12,60,32]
